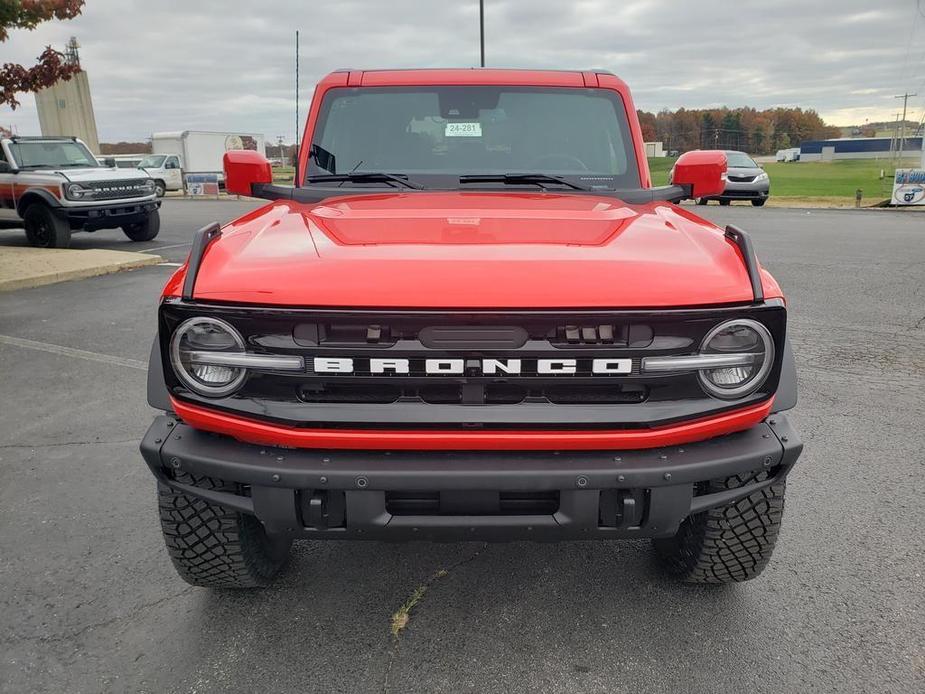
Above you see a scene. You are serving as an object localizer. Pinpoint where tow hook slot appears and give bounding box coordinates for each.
[301,490,346,529]
[598,489,644,528]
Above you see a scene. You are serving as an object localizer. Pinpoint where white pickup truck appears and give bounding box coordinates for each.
[0,136,160,248]
[139,131,267,196]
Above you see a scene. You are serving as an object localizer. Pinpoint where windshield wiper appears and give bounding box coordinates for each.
[458,173,592,191]
[304,172,423,190]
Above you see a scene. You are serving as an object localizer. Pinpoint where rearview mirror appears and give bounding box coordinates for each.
[670,150,727,199]
[223,150,273,197]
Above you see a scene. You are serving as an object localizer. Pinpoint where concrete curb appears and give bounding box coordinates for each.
[0,247,164,292]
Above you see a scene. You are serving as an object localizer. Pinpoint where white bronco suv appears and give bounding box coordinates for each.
[0,136,160,248]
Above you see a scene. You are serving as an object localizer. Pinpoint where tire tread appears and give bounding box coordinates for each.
[654,471,785,584]
[157,472,290,588]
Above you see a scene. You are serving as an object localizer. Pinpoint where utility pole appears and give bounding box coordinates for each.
[479,0,485,67]
[889,113,900,162]
[894,92,917,163]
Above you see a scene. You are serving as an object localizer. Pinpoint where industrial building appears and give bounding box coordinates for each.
[799,137,923,162]
[33,37,100,153]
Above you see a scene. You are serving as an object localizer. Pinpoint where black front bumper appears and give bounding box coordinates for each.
[58,200,160,231]
[140,415,802,542]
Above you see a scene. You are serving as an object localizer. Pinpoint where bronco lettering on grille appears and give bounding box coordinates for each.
[311,357,633,376]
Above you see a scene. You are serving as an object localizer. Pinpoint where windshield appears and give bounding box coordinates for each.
[306,86,640,189]
[725,152,759,168]
[139,155,166,168]
[8,140,99,169]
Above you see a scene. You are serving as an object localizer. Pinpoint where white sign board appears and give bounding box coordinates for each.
[892,169,925,206]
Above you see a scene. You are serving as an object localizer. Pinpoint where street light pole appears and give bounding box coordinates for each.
[479,0,485,67]
[295,30,300,181]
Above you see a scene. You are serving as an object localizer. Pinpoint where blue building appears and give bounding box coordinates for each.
[799,137,923,162]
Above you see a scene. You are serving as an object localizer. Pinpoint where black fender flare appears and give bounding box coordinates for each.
[16,188,62,217]
[772,338,798,413]
[146,336,173,411]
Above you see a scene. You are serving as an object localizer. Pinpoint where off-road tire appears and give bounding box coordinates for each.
[718,199,731,206]
[122,209,160,242]
[157,471,292,588]
[751,198,767,207]
[653,471,785,584]
[23,203,72,248]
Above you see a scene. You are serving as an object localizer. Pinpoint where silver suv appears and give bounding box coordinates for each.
[0,136,160,248]
[696,150,770,206]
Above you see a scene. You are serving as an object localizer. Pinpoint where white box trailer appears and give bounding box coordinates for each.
[150,131,266,185]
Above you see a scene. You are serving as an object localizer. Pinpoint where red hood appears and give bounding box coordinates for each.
[177,192,778,308]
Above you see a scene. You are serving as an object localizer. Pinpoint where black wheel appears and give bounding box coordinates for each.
[718,199,731,206]
[23,204,71,248]
[158,471,291,588]
[696,198,709,205]
[122,209,160,242]
[653,471,785,584]
[751,199,767,207]
[154,180,166,198]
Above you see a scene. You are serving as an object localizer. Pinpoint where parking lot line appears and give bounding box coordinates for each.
[0,334,147,370]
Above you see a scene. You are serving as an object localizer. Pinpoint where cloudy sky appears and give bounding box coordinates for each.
[2,0,924,143]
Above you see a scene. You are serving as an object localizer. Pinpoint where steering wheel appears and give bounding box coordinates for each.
[526,154,589,171]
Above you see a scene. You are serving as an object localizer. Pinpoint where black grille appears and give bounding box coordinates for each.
[84,179,150,200]
[727,175,756,183]
[160,303,786,430]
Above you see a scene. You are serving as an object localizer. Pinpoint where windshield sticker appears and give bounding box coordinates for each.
[445,122,482,137]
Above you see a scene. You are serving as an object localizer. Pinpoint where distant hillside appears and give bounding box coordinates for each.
[99,141,151,155]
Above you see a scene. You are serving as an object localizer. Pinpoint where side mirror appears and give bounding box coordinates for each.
[223,150,273,196]
[102,157,116,167]
[671,150,727,199]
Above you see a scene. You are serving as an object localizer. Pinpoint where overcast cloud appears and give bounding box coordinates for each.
[2,0,924,142]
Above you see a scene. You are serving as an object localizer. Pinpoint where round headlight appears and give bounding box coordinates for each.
[698,318,774,399]
[169,317,247,397]
[142,179,156,192]
[67,183,88,199]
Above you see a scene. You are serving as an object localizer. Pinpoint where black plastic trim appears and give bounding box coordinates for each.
[181,222,221,300]
[139,413,802,541]
[249,182,691,206]
[724,225,764,303]
[15,188,61,215]
[146,336,172,411]
[771,338,797,412]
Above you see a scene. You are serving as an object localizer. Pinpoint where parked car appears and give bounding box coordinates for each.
[0,135,160,247]
[100,154,145,169]
[141,69,801,589]
[694,150,770,206]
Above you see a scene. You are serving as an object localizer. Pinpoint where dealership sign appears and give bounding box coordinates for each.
[186,173,220,197]
[892,169,925,206]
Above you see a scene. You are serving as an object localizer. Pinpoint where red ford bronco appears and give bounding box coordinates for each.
[141,69,801,588]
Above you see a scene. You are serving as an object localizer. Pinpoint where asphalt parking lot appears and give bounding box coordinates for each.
[1,200,923,693]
